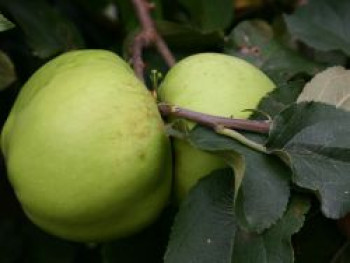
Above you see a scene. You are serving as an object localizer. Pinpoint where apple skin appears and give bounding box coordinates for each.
[1,50,172,242]
[158,53,275,202]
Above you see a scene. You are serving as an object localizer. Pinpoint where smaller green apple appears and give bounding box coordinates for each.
[158,53,275,202]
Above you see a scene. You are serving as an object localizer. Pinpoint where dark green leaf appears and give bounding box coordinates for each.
[254,76,305,119]
[0,51,16,90]
[0,0,84,58]
[267,102,350,218]
[284,0,350,56]
[189,127,290,232]
[232,196,310,263]
[305,49,348,67]
[224,20,324,79]
[178,0,233,33]
[0,13,14,32]
[156,20,224,49]
[272,16,347,67]
[164,169,236,263]
[165,168,309,263]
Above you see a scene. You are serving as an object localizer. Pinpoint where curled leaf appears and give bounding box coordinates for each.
[297,67,350,111]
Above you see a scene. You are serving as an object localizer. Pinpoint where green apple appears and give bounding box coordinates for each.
[158,53,275,202]
[1,50,172,242]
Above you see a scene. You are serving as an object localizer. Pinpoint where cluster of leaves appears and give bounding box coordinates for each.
[0,0,350,262]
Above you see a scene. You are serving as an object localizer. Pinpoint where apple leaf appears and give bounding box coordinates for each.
[156,21,224,50]
[177,0,233,33]
[232,196,310,263]
[164,169,310,263]
[188,127,290,232]
[0,0,84,58]
[284,0,350,56]
[0,51,16,91]
[0,13,14,32]
[164,169,236,263]
[332,242,350,263]
[297,67,350,111]
[267,102,350,219]
[254,76,305,119]
[224,20,324,78]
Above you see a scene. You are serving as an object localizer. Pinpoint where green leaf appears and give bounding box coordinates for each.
[232,196,310,263]
[0,0,84,58]
[164,168,309,263]
[254,76,305,119]
[297,67,350,111]
[224,20,324,79]
[188,127,290,232]
[272,15,348,67]
[284,0,350,56]
[156,20,224,49]
[0,13,14,32]
[164,169,236,263]
[267,102,350,218]
[178,0,233,33]
[0,50,16,90]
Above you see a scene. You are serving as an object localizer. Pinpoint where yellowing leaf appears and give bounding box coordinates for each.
[297,67,350,111]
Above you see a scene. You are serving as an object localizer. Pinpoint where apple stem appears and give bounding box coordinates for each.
[158,103,271,134]
[131,0,176,82]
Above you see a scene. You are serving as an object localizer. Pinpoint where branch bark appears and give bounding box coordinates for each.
[131,0,176,82]
[158,103,271,134]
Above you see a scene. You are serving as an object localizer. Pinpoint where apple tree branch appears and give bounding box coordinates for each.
[130,0,175,82]
[130,0,272,135]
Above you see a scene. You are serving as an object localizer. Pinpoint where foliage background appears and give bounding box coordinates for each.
[0,0,349,262]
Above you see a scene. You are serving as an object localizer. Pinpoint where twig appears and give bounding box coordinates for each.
[131,0,176,82]
[158,103,271,134]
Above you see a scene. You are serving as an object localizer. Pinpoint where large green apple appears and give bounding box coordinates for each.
[1,50,172,242]
[158,53,275,202]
